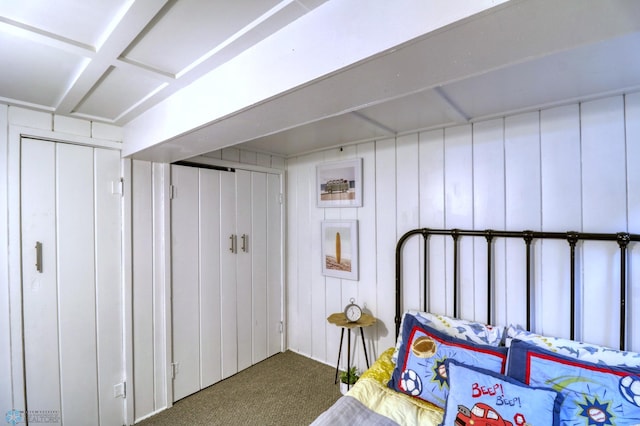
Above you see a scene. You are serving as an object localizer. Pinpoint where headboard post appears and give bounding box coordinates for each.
[617,232,631,350]
[566,231,579,341]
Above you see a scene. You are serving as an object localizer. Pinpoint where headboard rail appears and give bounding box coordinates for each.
[395,228,640,350]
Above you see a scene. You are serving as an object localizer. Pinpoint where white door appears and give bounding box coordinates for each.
[20,138,123,425]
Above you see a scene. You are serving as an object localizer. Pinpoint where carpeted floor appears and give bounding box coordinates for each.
[136,351,342,425]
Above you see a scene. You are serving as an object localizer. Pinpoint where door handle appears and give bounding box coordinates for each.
[241,234,248,253]
[229,234,237,253]
[35,241,43,273]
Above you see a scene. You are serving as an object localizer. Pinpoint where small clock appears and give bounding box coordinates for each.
[344,298,362,322]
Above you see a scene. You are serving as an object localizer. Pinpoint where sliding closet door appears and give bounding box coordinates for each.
[236,170,253,372]
[20,138,123,425]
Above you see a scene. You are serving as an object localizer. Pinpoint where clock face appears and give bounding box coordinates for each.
[345,304,362,322]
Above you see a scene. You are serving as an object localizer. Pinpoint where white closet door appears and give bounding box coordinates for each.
[20,138,123,425]
[251,172,268,364]
[199,169,222,388]
[220,171,238,379]
[171,165,201,401]
[236,170,253,371]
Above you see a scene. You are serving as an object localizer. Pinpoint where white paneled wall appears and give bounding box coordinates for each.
[286,94,640,374]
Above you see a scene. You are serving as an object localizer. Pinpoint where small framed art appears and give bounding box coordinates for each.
[321,220,358,280]
[316,158,362,208]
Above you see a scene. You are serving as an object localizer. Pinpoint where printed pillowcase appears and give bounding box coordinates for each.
[388,313,508,408]
[441,360,562,426]
[506,324,640,367]
[508,339,640,425]
[392,311,504,362]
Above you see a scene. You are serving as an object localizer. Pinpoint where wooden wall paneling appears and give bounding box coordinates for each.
[297,156,314,358]
[251,171,268,364]
[580,96,626,348]
[170,166,201,400]
[56,143,99,424]
[375,138,397,351]
[20,139,61,419]
[199,169,222,388]
[471,119,505,324]
[504,112,541,328]
[94,147,123,425]
[305,152,326,362]
[539,104,581,337]
[132,160,154,418]
[396,134,421,314]
[266,173,283,357]
[625,93,640,352]
[285,158,300,352]
[444,125,473,318]
[220,171,238,378]
[355,142,378,359]
[419,130,446,314]
[236,170,253,372]
[0,104,9,412]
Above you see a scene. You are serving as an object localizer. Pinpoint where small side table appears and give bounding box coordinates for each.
[327,312,376,390]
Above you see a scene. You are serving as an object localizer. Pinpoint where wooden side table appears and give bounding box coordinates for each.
[327,312,376,390]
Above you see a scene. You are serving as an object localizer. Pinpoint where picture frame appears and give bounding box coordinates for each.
[316,158,362,208]
[321,220,358,280]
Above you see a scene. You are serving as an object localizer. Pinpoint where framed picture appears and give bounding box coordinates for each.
[321,220,358,280]
[316,158,362,207]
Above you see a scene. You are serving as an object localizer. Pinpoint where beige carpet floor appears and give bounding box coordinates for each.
[136,351,342,425]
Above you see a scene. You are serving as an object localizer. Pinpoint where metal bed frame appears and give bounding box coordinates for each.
[395,228,640,350]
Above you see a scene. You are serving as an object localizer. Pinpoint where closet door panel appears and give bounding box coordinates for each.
[267,173,283,356]
[199,169,222,388]
[171,165,200,401]
[21,139,61,417]
[220,171,238,379]
[56,143,100,424]
[251,172,268,364]
[236,170,253,372]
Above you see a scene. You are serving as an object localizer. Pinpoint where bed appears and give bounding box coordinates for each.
[311,227,640,426]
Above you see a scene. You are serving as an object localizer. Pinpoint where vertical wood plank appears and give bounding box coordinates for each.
[56,143,99,424]
[132,160,155,419]
[235,170,253,372]
[444,125,473,318]
[504,112,541,328]
[94,147,123,425]
[251,172,268,364]
[219,171,238,378]
[375,138,397,351]
[267,173,283,356]
[170,165,200,400]
[199,169,222,388]
[0,104,10,412]
[625,92,640,352]
[419,129,446,314]
[540,104,581,338]
[285,158,300,352]
[472,119,505,324]
[20,139,61,418]
[397,134,421,314]
[581,96,626,347]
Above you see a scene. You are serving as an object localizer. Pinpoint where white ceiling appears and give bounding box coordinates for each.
[1,1,640,160]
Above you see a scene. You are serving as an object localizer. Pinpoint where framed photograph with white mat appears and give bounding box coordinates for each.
[316,158,362,208]
[321,220,358,280]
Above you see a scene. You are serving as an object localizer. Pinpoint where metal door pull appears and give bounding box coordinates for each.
[35,241,43,273]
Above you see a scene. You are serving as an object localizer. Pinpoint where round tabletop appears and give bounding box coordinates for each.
[327,312,376,329]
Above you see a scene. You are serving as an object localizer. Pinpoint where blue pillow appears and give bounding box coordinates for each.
[441,359,562,426]
[508,339,640,425]
[388,313,508,408]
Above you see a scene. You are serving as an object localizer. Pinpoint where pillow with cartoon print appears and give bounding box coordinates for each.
[506,324,640,367]
[508,339,640,425]
[441,359,562,426]
[388,313,508,408]
[392,310,504,362]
